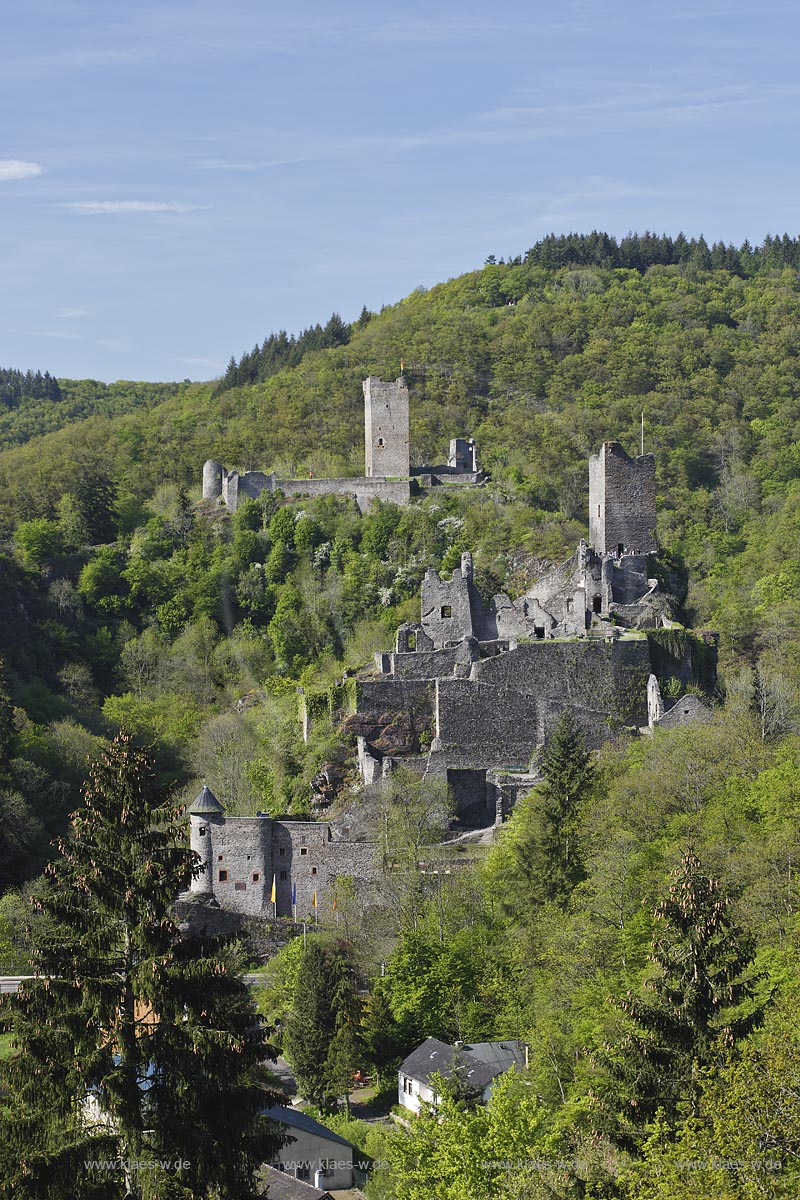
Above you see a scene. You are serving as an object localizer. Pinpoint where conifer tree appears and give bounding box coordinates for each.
[595,849,764,1151]
[73,461,118,544]
[0,656,13,776]
[324,947,363,1115]
[283,941,338,1109]
[283,941,363,1113]
[0,733,283,1200]
[535,710,594,904]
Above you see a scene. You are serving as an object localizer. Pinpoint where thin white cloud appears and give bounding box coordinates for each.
[55,306,89,319]
[61,200,201,214]
[196,156,309,172]
[0,159,43,181]
[176,356,223,368]
[96,337,132,351]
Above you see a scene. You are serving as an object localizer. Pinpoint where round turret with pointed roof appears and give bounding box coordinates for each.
[189,784,225,816]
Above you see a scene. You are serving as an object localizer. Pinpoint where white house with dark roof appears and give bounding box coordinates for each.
[397,1037,527,1115]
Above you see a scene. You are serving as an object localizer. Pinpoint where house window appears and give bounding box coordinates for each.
[377,437,385,447]
[198,826,207,836]
[300,847,308,856]
[441,606,452,618]
[235,882,246,892]
[252,872,260,882]
[279,870,287,880]
[311,866,317,876]
[279,848,286,856]
[297,1166,310,1181]
[218,870,228,882]
[218,854,224,862]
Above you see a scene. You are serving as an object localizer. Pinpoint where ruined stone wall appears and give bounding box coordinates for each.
[219,472,410,515]
[609,555,652,604]
[434,678,540,770]
[359,636,652,775]
[421,565,475,645]
[364,375,410,478]
[471,638,651,745]
[421,555,496,645]
[589,443,657,555]
[387,645,464,680]
[346,679,435,755]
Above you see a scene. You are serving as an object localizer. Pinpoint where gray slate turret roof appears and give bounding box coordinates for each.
[188,785,225,815]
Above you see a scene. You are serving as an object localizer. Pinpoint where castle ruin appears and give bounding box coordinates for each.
[338,441,715,823]
[202,374,483,514]
[192,431,715,918]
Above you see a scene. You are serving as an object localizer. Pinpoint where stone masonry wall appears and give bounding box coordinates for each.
[219,472,410,514]
[421,566,474,645]
[434,678,540,770]
[345,679,435,755]
[353,638,652,777]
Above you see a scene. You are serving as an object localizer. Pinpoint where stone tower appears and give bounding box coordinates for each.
[363,375,410,478]
[188,784,225,895]
[589,441,657,555]
[202,459,224,500]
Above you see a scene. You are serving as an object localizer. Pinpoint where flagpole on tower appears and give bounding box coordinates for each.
[641,412,644,457]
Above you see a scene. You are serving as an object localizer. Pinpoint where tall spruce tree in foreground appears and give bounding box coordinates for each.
[0,732,283,1200]
[283,941,363,1113]
[534,709,594,904]
[594,849,765,1152]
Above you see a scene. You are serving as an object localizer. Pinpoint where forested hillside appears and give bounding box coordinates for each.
[2,233,800,1196]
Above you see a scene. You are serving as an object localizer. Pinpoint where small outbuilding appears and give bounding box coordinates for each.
[265,1104,364,1191]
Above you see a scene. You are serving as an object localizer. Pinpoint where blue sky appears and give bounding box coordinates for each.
[3,0,800,382]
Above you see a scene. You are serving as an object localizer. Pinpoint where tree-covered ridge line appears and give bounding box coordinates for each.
[513,229,800,275]
[0,367,62,409]
[212,230,800,399]
[215,309,358,395]
[0,376,191,452]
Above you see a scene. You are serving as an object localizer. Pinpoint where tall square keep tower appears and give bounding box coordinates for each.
[364,375,410,478]
[589,441,657,555]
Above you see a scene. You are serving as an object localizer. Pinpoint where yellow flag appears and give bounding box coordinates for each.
[270,874,276,904]
[312,889,317,909]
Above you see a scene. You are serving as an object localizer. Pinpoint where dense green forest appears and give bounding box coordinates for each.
[2,231,800,1195]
